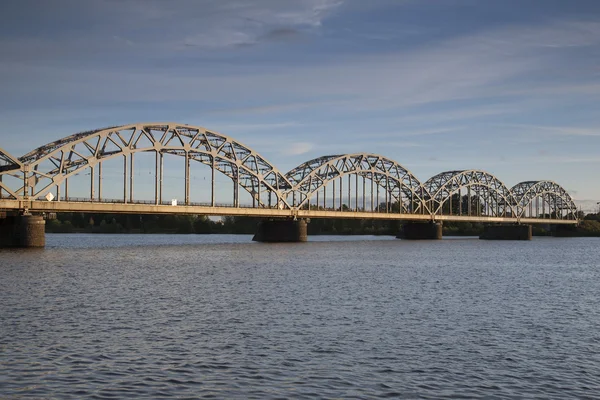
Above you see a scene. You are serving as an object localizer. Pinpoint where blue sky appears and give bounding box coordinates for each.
[1,0,600,210]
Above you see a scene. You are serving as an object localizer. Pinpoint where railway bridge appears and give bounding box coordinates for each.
[0,123,578,247]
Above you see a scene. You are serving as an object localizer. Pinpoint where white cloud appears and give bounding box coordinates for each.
[283,142,314,155]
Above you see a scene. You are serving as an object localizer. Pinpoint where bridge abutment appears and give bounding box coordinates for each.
[0,214,46,248]
[397,222,443,240]
[253,219,308,242]
[479,224,532,240]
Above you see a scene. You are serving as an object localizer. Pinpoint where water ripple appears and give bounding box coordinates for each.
[1,234,600,398]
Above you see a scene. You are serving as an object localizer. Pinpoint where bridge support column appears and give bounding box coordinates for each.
[479,224,532,240]
[252,219,308,243]
[0,214,46,248]
[397,222,442,240]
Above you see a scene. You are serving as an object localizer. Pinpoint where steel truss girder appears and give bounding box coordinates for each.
[3,123,293,208]
[0,124,579,222]
[510,180,577,219]
[422,170,517,217]
[285,153,429,213]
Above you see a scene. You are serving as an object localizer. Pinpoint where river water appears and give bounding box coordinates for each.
[1,234,599,399]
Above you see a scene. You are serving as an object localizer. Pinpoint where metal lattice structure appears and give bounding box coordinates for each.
[422,170,517,217]
[0,147,24,199]
[2,123,292,208]
[511,181,577,219]
[285,154,429,213]
[0,122,579,223]
[0,147,22,171]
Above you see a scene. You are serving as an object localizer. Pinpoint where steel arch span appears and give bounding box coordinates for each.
[2,123,293,208]
[0,123,580,225]
[285,154,429,214]
[422,170,517,217]
[510,181,577,220]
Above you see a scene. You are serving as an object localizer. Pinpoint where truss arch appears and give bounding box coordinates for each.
[285,153,429,213]
[422,170,516,217]
[510,181,577,219]
[8,123,293,207]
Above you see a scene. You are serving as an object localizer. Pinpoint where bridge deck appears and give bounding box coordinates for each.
[0,199,577,225]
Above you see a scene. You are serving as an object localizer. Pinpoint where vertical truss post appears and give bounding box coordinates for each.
[159,152,164,205]
[355,173,358,211]
[316,189,319,210]
[211,156,215,207]
[468,186,471,216]
[185,151,190,206]
[90,165,95,201]
[23,167,29,200]
[385,178,389,213]
[258,181,261,209]
[363,176,366,211]
[56,178,61,202]
[339,176,343,211]
[130,153,135,203]
[371,174,375,212]
[449,190,452,216]
[252,177,256,208]
[332,179,336,211]
[123,154,128,204]
[458,188,462,216]
[323,184,326,209]
[376,182,380,213]
[234,164,239,208]
[155,151,159,205]
[347,174,351,212]
[98,162,103,201]
[65,177,69,201]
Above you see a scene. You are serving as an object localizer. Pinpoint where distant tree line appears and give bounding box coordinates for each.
[44,212,403,235]
[45,209,600,237]
[46,213,227,234]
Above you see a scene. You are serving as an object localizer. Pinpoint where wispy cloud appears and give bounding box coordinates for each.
[208,121,300,132]
[144,0,343,49]
[498,124,600,137]
[2,15,599,113]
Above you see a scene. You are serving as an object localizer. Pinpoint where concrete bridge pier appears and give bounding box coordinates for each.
[397,222,443,240]
[479,224,532,240]
[0,214,46,248]
[252,218,308,242]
